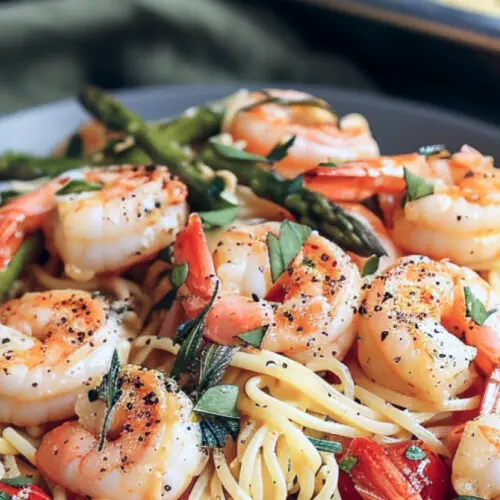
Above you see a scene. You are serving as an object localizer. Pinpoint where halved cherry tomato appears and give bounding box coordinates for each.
[343,438,422,500]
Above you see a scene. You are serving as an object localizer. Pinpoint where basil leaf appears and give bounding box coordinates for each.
[171,282,219,378]
[171,263,189,289]
[417,144,446,157]
[211,142,269,163]
[0,492,11,500]
[266,135,296,163]
[88,349,122,451]
[194,384,239,419]
[267,233,284,282]
[199,417,240,448]
[65,133,84,158]
[267,221,312,283]
[464,286,497,325]
[238,325,268,348]
[286,175,303,196]
[307,437,343,454]
[404,444,426,461]
[208,177,226,197]
[318,161,337,167]
[1,476,33,487]
[0,190,20,207]
[198,344,237,394]
[56,179,103,196]
[403,168,434,204]
[279,220,312,273]
[339,455,358,474]
[198,207,240,230]
[362,255,380,277]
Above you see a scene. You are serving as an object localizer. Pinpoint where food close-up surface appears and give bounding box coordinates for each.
[1,1,500,499]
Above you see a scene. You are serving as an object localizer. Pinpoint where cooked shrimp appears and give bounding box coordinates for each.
[42,164,188,280]
[452,414,500,498]
[36,365,207,500]
[174,213,362,360]
[357,255,500,405]
[0,289,131,426]
[0,178,66,269]
[224,89,379,179]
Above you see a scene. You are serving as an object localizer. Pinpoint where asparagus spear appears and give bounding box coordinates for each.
[78,86,386,257]
[0,102,223,181]
[0,233,43,300]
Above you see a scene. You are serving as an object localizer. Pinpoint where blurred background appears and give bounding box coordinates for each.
[1,0,500,124]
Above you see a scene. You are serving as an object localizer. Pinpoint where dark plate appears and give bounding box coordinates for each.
[1,83,500,159]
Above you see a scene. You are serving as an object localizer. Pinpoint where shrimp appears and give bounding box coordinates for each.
[0,178,66,269]
[36,365,207,500]
[304,145,500,268]
[224,89,380,179]
[174,213,362,360]
[0,289,131,426]
[357,255,500,405]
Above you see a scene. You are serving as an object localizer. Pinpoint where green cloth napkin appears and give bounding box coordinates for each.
[0,0,374,115]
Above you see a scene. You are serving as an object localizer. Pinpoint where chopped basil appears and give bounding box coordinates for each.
[0,190,20,207]
[339,455,358,474]
[267,220,312,282]
[65,133,84,158]
[403,168,434,204]
[1,476,33,487]
[152,263,189,311]
[238,325,268,348]
[56,179,103,196]
[0,492,11,500]
[318,161,337,167]
[302,257,315,268]
[198,207,240,230]
[308,437,342,454]
[417,144,446,157]
[170,282,219,378]
[464,287,497,326]
[198,344,237,394]
[211,141,269,163]
[199,417,240,448]
[286,175,303,196]
[362,255,380,277]
[208,177,226,198]
[194,384,239,420]
[266,135,296,163]
[404,444,426,461]
[87,349,122,451]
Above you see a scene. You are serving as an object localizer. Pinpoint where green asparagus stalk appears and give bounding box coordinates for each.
[0,233,43,300]
[78,86,386,257]
[0,101,223,181]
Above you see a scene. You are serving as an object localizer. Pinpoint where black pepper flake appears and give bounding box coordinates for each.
[394,356,401,363]
[381,331,389,341]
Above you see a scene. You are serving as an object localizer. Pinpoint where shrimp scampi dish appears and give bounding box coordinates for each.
[0,85,498,499]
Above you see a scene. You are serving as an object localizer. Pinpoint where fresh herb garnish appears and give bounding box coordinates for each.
[1,476,33,487]
[211,142,269,163]
[454,497,487,500]
[198,344,237,394]
[198,207,240,230]
[88,349,122,451]
[237,325,268,348]
[362,255,380,277]
[56,179,103,196]
[417,144,446,157]
[403,168,434,204]
[302,257,315,269]
[170,282,219,378]
[308,437,343,454]
[0,190,20,207]
[194,384,239,419]
[286,175,303,196]
[152,263,189,311]
[318,161,337,167]
[267,220,312,282]
[208,177,226,198]
[199,417,240,448]
[404,444,426,461]
[0,492,11,500]
[339,455,358,474]
[464,287,497,325]
[267,135,296,163]
[65,133,84,158]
